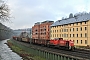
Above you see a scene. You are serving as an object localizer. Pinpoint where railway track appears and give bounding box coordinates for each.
[12,40,90,60]
[75,49,90,54]
[32,45,90,59]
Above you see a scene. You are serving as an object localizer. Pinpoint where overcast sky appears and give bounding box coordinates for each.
[2,0,90,30]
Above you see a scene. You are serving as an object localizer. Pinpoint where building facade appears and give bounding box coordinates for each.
[50,13,90,46]
[32,21,54,40]
[32,22,40,39]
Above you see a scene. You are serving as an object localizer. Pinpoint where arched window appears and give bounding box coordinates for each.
[77,40,78,44]
[81,40,82,44]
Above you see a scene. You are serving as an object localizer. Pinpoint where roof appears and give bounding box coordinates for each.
[51,13,90,27]
[41,20,54,24]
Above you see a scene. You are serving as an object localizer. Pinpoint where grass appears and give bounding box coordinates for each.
[7,40,46,60]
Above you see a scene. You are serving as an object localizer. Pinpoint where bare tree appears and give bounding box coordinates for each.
[0,0,10,22]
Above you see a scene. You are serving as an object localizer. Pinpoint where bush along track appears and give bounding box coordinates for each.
[6,40,46,60]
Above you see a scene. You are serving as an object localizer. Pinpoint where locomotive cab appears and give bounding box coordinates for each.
[66,40,75,50]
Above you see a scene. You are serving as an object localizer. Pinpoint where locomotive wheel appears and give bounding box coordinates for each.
[71,47,75,51]
[68,46,72,50]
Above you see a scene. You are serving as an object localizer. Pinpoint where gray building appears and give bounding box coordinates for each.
[14,28,32,38]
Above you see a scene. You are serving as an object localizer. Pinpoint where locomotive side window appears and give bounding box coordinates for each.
[66,41,69,47]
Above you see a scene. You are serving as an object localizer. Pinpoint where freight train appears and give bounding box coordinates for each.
[12,32,75,51]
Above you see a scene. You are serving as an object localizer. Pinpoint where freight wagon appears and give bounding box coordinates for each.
[13,32,30,43]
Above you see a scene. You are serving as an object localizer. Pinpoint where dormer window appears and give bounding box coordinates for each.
[76,23,78,25]
[85,21,87,24]
[80,22,82,25]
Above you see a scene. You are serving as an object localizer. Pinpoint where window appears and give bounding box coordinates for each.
[73,28,74,31]
[81,40,82,44]
[48,37,49,39]
[76,28,78,31]
[70,24,71,26]
[77,40,78,44]
[73,34,74,37]
[85,33,87,37]
[85,27,87,30]
[62,29,63,32]
[48,29,49,31]
[61,25,62,27]
[73,40,74,43]
[41,29,42,31]
[57,26,58,28]
[62,34,63,37]
[64,29,66,32]
[48,33,49,35]
[73,23,74,26]
[81,27,82,31]
[41,33,42,35]
[55,34,56,37]
[70,28,71,31]
[57,30,58,32]
[55,30,56,32]
[51,35,52,37]
[77,34,78,37]
[36,29,37,31]
[67,29,68,32]
[80,22,82,25]
[81,34,82,37]
[36,33,37,35]
[85,40,87,44]
[60,34,61,37]
[64,34,66,37]
[70,34,71,37]
[67,34,68,37]
[60,29,61,32]
[76,23,78,25]
[53,34,54,37]
[65,29,66,32]
[57,34,58,37]
[45,32,46,35]
[85,21,87,24]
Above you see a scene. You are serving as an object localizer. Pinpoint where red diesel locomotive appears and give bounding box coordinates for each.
[32,38,75,50]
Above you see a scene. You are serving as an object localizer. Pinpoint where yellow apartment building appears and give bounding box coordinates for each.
[50,13,90,46]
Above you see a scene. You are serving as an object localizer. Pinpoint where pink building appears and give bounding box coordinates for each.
[32,21,54,40]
